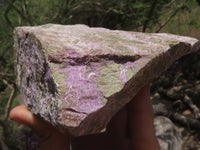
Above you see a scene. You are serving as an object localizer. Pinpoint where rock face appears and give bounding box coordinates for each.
[14,24,200,136]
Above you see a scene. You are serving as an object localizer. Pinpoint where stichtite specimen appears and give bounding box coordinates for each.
[14,24,200,136]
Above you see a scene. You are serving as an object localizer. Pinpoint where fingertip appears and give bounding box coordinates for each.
[9,105,35,127]
[10,105,53,133]
[9,105,25,120]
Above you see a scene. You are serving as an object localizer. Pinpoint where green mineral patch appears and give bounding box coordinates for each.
[165,40,180,48]
[98,32,144,46]
[40,24,54,29]
[43,42,62,55]
[50,63,68,95]
[101,98,107,104]
[152,38,162,43]
[149,35,180,46]
[113,45,130,54]
[96,63,124,97]
[126,67,137,81]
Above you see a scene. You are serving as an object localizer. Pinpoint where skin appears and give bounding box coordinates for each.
[9,84,160,150]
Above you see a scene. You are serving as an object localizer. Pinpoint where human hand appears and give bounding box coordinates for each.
[10,84,160,150]
[9,105,70,150]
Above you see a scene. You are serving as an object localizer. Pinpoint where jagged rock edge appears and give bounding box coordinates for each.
[62,42,197,136]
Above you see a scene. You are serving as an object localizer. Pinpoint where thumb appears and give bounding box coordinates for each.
[10,105,71,150]
[10,105,36,127]
[9,105,47,131]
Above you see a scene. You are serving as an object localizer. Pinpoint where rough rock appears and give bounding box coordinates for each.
[14,24,200,136]
[154,116,182,150]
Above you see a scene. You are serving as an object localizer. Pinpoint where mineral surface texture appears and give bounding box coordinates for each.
[14,24,200,136]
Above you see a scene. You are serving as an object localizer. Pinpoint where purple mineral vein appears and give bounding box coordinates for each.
[54,63,105,114]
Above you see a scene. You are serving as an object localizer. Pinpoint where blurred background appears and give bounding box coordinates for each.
[0,0,200,149]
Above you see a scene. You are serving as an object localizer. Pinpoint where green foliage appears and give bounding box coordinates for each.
[188,20,200,29]
[0,0,167,73]
[53,0,185,30]
[0,80,7,92]
[162,0,200,39]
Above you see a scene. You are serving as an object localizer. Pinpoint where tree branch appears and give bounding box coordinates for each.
[156,8,180,33]
[4,4,13,29]
[22,0,32,25]
[196,0,200,5]
[142,0,158,32]
[0,119,10,150]
[5,0,32,25]
[0,120,7,130]
[1,79,17,121]
[0,73,15,78]
[0,136,9,150]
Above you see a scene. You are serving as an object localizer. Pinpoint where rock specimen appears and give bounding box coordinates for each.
[14,24,200,136]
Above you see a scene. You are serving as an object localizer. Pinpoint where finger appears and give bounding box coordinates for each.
[106,106,128,138]
[129,84,152,114]
[128,84,154,139]
[10,105,71,150]
[10,105,35,127]
[72,106,129,150]
[9,105,51,132]
[128,84,160,149]
[9,105,51,141]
